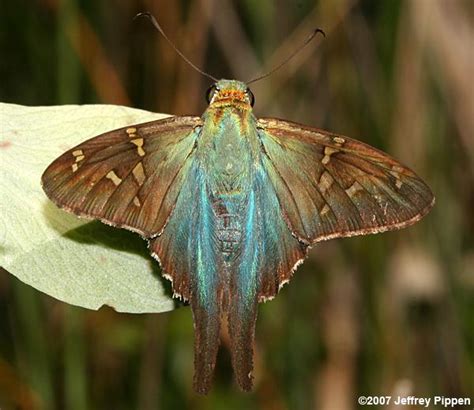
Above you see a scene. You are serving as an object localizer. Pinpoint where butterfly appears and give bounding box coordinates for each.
[41,13,434,395]
[41,78,434,393]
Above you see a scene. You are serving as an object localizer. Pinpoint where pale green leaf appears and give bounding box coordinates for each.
[0,102,177,313]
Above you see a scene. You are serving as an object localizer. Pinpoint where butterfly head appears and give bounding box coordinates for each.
[206,79,255,108]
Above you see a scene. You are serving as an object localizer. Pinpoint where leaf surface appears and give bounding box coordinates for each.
[0,103,176,313]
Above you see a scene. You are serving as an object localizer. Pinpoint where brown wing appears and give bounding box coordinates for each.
[257,118,434,244]
[42,116,202,237]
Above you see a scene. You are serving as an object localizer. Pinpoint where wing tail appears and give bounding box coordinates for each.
[228,294,258,391]
[192,303,222,394]
[150,162,224,394]
[228,174,307,391]
[227,190,259,391]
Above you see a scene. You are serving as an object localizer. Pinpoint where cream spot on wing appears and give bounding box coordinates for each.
[131,138,145,156]
[133,196,141,207]
[345,181,364,198]
[322,146,338,165]
[374,193,382,202]
[374,194,386,209]
[320,204,330,216]
[132,162,146,186]
[106,170,122,186]
[389,165,404,178]
[333,136,345,145]
[318,171,334,194]
[390,165,404,189]
[72,149,85,169]
[126,127,137,136]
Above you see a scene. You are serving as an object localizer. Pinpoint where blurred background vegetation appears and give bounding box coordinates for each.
[1,0,473,409]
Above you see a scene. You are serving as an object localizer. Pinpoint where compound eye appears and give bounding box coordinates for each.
[206,84,218,104]
[246,88,255,107]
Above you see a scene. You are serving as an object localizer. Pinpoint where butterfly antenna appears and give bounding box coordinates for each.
[135,12,218,82]
[246,28,325,85]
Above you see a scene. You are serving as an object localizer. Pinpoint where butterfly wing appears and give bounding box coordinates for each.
[257,118,434,244]
[148,159,223,393]
[227,167,307,391]
[43,115,225,392]
[42,116,202,237]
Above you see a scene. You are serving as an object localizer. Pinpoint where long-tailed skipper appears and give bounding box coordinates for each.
[41,13,434,394]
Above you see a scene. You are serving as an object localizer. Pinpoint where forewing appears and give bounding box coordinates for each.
[42,116,202,237]
[257,118,434,244]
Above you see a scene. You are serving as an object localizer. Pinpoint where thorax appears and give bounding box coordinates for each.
[197,105,259,196]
